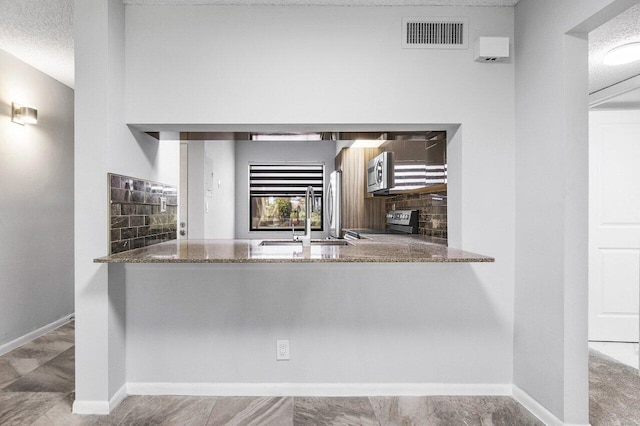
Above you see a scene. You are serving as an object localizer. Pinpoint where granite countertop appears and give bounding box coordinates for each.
[94,234,494,263]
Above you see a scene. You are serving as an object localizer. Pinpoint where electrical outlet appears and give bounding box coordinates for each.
[276,340,290,361]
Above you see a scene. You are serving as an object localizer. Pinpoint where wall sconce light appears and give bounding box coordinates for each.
[11,102,38,125]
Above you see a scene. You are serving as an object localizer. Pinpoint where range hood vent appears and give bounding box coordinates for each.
[402,17,468,49]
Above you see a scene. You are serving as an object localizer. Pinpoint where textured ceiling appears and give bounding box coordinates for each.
[0,0,74,88]
[0,0,518,91]
[3,0,639,94]
[589,3,640,94]
[124,0,519,5]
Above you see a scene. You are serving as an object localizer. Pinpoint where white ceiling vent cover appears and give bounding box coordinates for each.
[402,17,468,49]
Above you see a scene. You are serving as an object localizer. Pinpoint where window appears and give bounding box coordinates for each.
[249,163,324,231]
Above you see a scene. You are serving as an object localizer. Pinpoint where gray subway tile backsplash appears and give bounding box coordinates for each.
[111,188,130,203]
[108,173,177,254]
[111,216,129,229]
[132,237,145,249]
[122,204,137,215]
[136,205,152,215]
[120,227,137,240]
[131,190,146,203]
[111,240,129,254]
[385,190,448,242]
[138,226,151,236]
[110,175,121,189]
[130,215,145,227]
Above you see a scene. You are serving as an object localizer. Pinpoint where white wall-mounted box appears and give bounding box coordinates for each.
[474,37,510,62]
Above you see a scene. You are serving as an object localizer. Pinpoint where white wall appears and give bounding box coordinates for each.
[235,140,335,240]
[186,140,236,239]
[204,141,236,239]
[123,4,516,262]
[125,262,510,387]
[119,3,516,394]
[74,0,180,411]
[126,6,514,130]
[74,0,640,421]
[0,49,74,350]
[513,0,638,423]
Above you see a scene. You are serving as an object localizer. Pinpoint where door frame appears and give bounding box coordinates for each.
[589,75,640,348]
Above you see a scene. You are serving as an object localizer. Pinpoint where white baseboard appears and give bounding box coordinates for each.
[0,314,74,357]
[512,385,590,426]
[81,382,591,422]
[72,383,127,415]
[110,384,128,411]
[72,400,110,415]
[126,382,512,397]
[71,382,512,415]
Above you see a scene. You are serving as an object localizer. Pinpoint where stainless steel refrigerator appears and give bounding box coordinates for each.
[327,170,342,238]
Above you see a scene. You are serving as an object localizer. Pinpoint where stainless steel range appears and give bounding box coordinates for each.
[386,209,419,234]
[344,209,420,239]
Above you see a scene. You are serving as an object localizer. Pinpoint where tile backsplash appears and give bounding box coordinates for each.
[385,190,447,241]
[109,173,177,254]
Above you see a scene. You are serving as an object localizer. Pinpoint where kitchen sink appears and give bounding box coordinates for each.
[259,239,351,247]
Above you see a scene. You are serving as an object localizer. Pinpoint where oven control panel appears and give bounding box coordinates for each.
[386,210,418,226]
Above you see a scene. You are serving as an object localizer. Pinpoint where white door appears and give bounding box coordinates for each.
[589,110,640,342]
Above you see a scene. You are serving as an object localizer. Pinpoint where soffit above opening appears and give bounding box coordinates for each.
[124,0,519,6]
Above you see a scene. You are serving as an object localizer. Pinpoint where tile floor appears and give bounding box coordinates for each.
[1,321,637,425]
[0,322,76,425]
[589,349,640,426]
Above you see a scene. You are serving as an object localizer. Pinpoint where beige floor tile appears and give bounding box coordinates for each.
[0,357,22,389]
[0,391,67,425]
[294,396,378,426]
[590,349,640,426]
[4,347,75,393]
[2,336,74,377]
[207,396,293,426]
[119,395,216,425]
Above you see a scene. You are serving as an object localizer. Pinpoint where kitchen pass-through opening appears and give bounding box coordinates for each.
[174,127,454,244]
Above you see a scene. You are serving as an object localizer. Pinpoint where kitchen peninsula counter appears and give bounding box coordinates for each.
[95,235,494,263]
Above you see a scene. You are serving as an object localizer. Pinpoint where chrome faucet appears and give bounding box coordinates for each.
[301,185,315,246]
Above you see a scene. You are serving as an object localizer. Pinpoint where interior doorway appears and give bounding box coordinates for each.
[587,6,640,368]
[588,107,640,350]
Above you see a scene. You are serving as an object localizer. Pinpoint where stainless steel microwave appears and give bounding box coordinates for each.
[367,151,394,194]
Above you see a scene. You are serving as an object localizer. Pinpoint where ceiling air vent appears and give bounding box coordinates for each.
[402,17,468,50]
